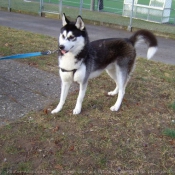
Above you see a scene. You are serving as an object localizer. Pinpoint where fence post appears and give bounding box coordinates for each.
[59,0,63,15]
[128,0,135,32]
[39,0,42,16]
[8,0,11,12]
[79,0,83,15]
[97,0,99,11]
[90,0,95,11]
[39,0,44,17]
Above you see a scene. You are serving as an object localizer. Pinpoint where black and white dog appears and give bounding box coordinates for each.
[51,14,157,115]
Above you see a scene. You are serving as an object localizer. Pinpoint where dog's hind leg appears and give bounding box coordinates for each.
[110,65,128,112]
[51,81,71,114]
[106,67,118,96]
[73,82,88,115]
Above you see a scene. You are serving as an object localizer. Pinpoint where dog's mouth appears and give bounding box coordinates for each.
[59,46,74,55]
[60,49,68,55]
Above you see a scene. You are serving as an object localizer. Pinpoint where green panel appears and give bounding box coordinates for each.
[137,0,150,5]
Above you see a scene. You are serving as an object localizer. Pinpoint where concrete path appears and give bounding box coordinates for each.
[0,11,175,125]
[1,11,175,65]
[0,60,61,125]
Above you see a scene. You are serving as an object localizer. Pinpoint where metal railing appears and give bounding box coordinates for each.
[0,0,175,34]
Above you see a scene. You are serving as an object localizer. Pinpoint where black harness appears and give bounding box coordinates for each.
[60,68,77,75]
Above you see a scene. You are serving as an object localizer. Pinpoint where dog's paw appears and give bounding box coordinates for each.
[110,105,119,112]
[51,109,59,114]
[51,103,63,114]
[108,91,117,96]
[51,107,62,114]
[73,107,81,115]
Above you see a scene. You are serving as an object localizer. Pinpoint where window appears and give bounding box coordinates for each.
[137,0,150,5]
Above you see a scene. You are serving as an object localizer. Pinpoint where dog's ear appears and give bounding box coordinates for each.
[62,13,69,26]
[75,16,85,31]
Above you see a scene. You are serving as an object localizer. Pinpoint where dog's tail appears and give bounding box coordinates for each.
[129,30,158,60]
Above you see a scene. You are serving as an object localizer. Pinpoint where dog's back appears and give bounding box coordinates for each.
[89,38,136,72]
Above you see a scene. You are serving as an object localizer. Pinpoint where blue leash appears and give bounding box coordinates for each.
[0,50,58,60]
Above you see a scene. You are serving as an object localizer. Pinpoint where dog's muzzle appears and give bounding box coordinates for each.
[59,45,74,55]
[59,45,68,55]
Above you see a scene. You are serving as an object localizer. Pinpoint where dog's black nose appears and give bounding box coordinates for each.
[59,45,65,50]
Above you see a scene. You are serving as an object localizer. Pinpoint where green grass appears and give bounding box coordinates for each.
[1,0,175,38]
[48,0,175,21]
[164,128,175,139]
[0,26,58,74]
[170,101,175,111]
[45,0,124,13]
[0,26,175,173]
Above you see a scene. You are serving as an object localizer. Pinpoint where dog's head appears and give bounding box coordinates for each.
[59,13,87,55]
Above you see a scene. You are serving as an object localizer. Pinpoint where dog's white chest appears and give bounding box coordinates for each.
[59,70,73,82]
[59,53,77,70]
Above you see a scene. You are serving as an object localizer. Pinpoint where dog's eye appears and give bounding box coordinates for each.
[69,36,75,40]
[62,34,65,39]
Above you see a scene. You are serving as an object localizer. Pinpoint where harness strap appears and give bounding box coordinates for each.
[59,60,83,76]
[60,68,77,75]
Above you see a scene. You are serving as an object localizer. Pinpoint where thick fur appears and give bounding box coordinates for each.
[51,14,158,115]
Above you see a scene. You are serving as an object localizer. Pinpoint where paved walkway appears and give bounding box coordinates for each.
[0,60,61,125]
[0,11,175,125]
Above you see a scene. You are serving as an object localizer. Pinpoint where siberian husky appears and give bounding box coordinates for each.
[51,14,158,115]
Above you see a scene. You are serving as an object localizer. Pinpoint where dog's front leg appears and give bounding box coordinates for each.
[73,82,88,115]
[51,81,71,114]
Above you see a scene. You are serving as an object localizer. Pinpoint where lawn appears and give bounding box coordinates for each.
[45,0,124,13]
[0,26,175,173]
[1,0,175,33]
[1,0,175,18]
[47,0,175,18]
